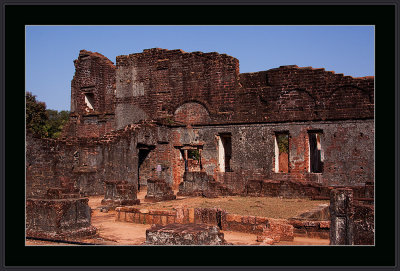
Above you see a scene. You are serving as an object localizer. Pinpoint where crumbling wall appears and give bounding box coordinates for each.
[63,50,116,138]
[238,66,374,123]
[170,119,374,189]
[26,133,97,239]
[113,50,373,126]
[29,121,173,200]
[38,48,374,200]
[114,48,239,127]
[26,133,76,198]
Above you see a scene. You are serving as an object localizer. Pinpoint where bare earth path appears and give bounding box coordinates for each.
[26,191,329,246]
[87,192,329,246]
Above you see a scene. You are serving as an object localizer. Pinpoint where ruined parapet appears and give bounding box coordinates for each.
[145,223,229,245]
[26,188,96,240]
[144,178,176,202]
[329,188,354,245]
[239,65,374,124]
[101,180,140,207]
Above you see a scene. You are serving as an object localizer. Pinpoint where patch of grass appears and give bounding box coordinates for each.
[138,196,329,219]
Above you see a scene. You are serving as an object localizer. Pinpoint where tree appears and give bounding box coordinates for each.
[26,92,70,138]
[26,92,48,137]
[44,109,70,138]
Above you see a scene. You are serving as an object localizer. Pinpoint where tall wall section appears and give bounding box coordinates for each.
[114,48,240,128]
[62,50,116,138]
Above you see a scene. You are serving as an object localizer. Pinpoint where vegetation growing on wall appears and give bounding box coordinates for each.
[188,149,200,161]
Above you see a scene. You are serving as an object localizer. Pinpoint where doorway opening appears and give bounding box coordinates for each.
[137,144,154,191]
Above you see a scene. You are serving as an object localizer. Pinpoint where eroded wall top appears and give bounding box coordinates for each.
[113,48,374,128]
[114,48,240,128]
[67,48,374,135]
[71,50,116,115]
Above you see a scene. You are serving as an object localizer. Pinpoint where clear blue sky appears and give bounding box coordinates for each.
[26,25,374,111]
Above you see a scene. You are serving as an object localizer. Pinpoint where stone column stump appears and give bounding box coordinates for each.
[329,188,354,245]
[101,180,140,207]
[144,178,176,202]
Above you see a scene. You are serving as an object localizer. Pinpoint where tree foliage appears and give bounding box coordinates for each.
[276,134,289,154]
[26,92,48,137]
[26,92,70,138]
[188,149,201,161]
[44,109,70,138]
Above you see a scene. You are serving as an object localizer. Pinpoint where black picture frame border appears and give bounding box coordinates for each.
[1,1,398,270]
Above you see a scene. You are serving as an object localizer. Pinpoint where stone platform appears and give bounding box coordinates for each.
[26,197,97,239]
[145,223,229,245]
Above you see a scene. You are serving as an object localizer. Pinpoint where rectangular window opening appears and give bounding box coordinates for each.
[218,133,232,172]
[308,131,323,173]
[84,93,95,110]
[274,132,289,173]
[188,149,200,161]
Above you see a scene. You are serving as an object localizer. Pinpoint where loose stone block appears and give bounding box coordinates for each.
[145,223,229,245]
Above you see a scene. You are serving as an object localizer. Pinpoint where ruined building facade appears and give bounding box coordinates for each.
[27,48,374,203]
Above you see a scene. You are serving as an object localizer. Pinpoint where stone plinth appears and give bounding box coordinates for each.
[26,197,96,239]
[177,172,218,197]
[145,178,176,202]
[101,180,140,207]
[145,223,229,245]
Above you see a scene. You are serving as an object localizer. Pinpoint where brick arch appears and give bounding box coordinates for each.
[330,85,373,104]
[326,85,373,118]
[173,101,211,125]
[277,88,317,113]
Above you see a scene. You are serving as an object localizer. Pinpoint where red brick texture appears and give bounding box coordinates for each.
[28,48,374,210]
[63,50,116,138]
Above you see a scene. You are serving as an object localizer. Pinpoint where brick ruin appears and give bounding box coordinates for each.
[26,48,374,244]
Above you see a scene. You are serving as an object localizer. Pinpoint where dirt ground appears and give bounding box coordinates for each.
[137,191,329,219]
[26,189,329,246]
